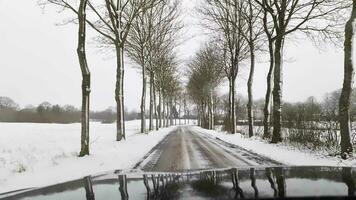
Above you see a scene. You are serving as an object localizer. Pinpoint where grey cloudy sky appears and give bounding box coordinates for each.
[0,0,350,111]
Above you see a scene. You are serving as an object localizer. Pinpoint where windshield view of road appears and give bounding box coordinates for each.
[2,0,356,199]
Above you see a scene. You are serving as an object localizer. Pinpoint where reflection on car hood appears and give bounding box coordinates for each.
[1,166,356,199]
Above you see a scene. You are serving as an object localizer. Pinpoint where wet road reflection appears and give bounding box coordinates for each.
[2,166,356,199]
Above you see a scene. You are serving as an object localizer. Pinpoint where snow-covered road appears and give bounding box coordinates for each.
[136,126,281,172]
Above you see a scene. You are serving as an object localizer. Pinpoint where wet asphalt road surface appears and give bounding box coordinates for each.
[135,126,281,172]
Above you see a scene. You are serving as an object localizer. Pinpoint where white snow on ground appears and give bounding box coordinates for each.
[0,120,175,193]
[192,126,356,167]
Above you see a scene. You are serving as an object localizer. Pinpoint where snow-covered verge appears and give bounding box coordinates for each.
[193,126,356,167]
[0,121,175,193]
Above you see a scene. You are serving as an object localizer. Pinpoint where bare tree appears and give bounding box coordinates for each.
[43,0,159,141]
[147,0,180,131]
[127,0,181,132]
[126,4,152,134]
[187,43,224,130]
[41,0,91,156]
[199,0,249,133]
[77,0,91,157]
[339,0,356,159]
[102,0,158,140]
[155,52,181,127]
[240,0,264,137]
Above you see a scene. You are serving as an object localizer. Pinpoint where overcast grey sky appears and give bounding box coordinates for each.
[0,0,350,111]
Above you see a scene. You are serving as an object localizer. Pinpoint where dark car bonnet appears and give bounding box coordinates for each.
[1,166,356,200]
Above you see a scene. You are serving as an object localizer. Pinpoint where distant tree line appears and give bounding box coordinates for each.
[0,97,139,124]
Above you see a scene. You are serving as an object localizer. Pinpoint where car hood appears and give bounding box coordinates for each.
[1,166,356,199]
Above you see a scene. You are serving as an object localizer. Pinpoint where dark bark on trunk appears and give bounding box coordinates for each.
[110,0,125,141]
[162,96,166,128]
[178,103,181,125]
[247,0,255,138]
[154,80,159,131]
[141,66,147,134]
[339,1,356,158]
[78,0,90,157]
[149,71,154,131]
[247,43,255,138]
[158,89,162,128]
[231,77,237,134]
[121,50,126,139]
[166,101,170,127]
[202,104,204,128]
[174,100,176,126]
[208,91,214,130]
[263,41,275,139]
[208,96,211,130]
[200,103,204,128]
[271,37,284,143]
[228,78,233,132]
[175,100,177,125]
[170,99,174,126]
[115,45,125,141]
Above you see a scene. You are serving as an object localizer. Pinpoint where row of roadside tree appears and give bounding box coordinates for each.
[187,0,356,159]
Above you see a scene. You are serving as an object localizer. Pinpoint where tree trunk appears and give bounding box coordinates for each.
[115,45,125,141]
[339,1,356,158]
[154,80,159,131]
[178,102,181,125]
[141,66,147,134]
[174,99,179,126]
[162,96,166,128]
[184,101,187,125]
[170,100,174,126]
[208,98,211,129]
[209,91,214,130]
[166,101,170,127]
[204,102,209,129]
[159,89,162,128]
[231,77,237,134]
[121,49,126,139]
[188,111,190,124]
[228,78,232,132]
[263,41,275,139]
[197,108,201,127]
[78,0,90,157]
[113,0,125,141]
[149,71,154,131]
[201,104,204,127]
[247,43,255,138]
[174,100,177,125]
[271,37,284,143]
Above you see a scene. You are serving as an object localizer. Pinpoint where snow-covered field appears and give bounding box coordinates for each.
[0,121,175,193]
[1,121,356,194]
[193,126,356,167]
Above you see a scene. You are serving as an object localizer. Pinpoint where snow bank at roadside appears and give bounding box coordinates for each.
[0,121,175,193]
[192,126,356,167]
